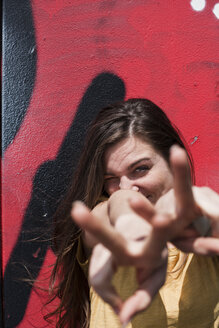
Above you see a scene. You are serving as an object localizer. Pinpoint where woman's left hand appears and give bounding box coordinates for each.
[131,146,219,255]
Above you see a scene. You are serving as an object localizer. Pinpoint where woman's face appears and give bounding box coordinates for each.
[104,137,173,204]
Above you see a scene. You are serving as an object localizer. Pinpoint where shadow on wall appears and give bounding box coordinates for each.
[4,73,125,327]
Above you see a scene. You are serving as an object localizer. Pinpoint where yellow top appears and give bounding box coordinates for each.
[77,243,219,328]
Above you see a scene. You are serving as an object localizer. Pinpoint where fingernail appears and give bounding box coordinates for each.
[170,144,181,154]
[71,201,78,211]
[72,200,83,208]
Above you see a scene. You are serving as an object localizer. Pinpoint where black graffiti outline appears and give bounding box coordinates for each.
[2,0,37,154]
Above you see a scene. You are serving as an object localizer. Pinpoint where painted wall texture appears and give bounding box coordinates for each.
[2,0,219,327]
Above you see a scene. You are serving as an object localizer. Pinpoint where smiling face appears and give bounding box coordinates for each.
[104,137,174,204]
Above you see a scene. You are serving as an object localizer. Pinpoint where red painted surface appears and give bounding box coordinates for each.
[3,0,219,326]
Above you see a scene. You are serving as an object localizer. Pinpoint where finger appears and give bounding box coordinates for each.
[193,187,219,218]
[89,244,123,313]
[129,196,155,223]
[71,201,128,258]
[126,215,169,272]
[170,145,194,206]
[119,264,167,324]
[139,215,171,264]
[155,189,175,217]
[170,145,198,223]
[173,237,219,255]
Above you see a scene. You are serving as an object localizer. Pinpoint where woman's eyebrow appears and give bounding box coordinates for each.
[128,158,151,169]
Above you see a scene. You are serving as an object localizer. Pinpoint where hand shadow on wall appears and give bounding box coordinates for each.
[4,72,125,327]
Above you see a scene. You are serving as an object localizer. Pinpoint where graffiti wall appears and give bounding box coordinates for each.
[2,0,219,326]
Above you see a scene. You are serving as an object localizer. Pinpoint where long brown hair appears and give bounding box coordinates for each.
[47,98,194,327]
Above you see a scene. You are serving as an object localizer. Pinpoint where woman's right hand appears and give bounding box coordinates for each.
[71,200,170,325]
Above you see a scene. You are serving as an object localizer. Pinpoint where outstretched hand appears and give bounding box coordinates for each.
[72,201,170,325]
[131,146,219,255]
[71,145,219,324]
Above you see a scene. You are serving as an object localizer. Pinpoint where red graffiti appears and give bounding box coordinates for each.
[36,0,72,18]
[3,1,219,327]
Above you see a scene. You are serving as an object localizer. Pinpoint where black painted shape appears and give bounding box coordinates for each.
[4,73,125,327]
[0,236,3,328]
[2,0,37,154]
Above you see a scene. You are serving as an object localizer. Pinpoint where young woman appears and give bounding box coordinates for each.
[49,99,219,328]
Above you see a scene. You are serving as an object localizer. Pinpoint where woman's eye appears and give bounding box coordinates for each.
[132,166,150,177]
[135,166,149,172]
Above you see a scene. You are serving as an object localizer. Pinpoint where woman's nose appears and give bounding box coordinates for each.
[119,176,139,191]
